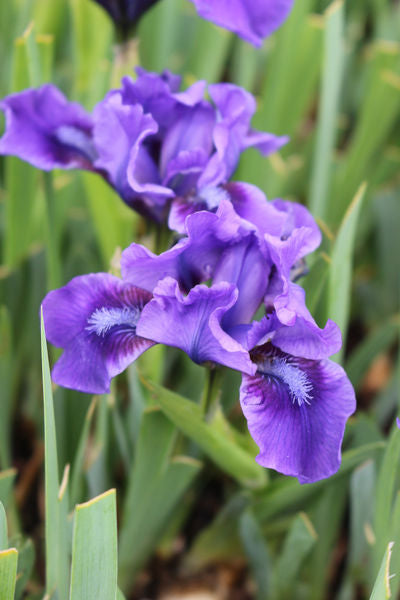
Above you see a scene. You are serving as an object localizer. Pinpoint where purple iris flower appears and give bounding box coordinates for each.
[189,0,294,46]
[0,85,96,170]
[91,1,161,37]
[0,70,287,223]
[239,315,355,483]
[41,273,154,394]
[136,277,256,375]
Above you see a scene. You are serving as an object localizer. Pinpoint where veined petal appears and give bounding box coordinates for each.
[42,273,154,394]
[240,344,356,483]
[0,85,95,170]
[136,277,256,374]
[188,0,294,46]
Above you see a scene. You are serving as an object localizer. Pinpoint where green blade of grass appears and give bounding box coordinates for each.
[186,493,249,569]
[348,460,376,572]
[328,182,366,363]
[0,502,7,551]
[0,307,12,468]
[253,441,385,523]
[0,470,17,509]
[70,489,118,600]
[41,310,69,599]
[82,172,136,270]
[309,0,345,221]
[119,455,201,590]
[14,538,35,600]
[119,409,201,589]
[0,548,18,600]
[70,398,98,507]
[274,513,317,598]
[373,424,400,574]
[239,510,271,600]
[3,31,38,270]
[370,542,395,600]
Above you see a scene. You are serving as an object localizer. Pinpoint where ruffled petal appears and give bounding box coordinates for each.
[198,84,286,189]
[123,202,249,292]
[136,277,256,374]
[240,344,356,483]
[225,182,288,237]
[188,0,294,46]
[0,85,95,170]
[42,273,154,394]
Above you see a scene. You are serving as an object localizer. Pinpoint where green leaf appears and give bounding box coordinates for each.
[187,493,249,569]
[328,182,367,363]
[239,510,271,600]
[0,469,16,509]
[370,542,394,600]
[0,548,18,600]
[14,537,35,600]
[70,489,118,600]
[253,441,385,523]
[308,479,348,600]
[70,398,98,507]
[3,30,38,270]
[41,310,69,599]
[70,0,113,105]
[0,307,12,468]
[349,460,376,570]
[119,410,201,590]
[183,18,231,83]
[82,172,136,270]
[0,502,7,551]
[309,0,345,221]
[145,380,266,488]
[374,424,400,574]
[274,513,317,597]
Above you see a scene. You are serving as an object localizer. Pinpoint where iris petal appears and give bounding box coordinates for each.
[42,273,154,394]
[240,344,356,483]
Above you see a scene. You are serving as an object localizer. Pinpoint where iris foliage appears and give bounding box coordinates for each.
[0,0,399,598]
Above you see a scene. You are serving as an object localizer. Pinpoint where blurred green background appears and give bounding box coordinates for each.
[0,0,399,598]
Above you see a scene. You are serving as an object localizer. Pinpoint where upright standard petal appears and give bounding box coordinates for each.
[0,85,96,170]
[240,343,356,483]
[198,84,287,189]
[188,0,294,46]
[42,273,154,394]
[136,277,256,375]
[93,93,172,220]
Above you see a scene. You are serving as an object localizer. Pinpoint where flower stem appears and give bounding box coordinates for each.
[201,366,223,420]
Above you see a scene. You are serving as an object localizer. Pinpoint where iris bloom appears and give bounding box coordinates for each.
[41,180,355,484]
[0,70,286,223]
[42,273,154,394]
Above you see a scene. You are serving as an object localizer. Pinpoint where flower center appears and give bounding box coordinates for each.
[86,306,140,337]
[199,186,230,210]
[55,126,97,161]
[262,357,313,406]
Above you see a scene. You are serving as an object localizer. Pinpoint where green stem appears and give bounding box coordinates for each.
[43,172,61,291]
[201,367,223,419]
